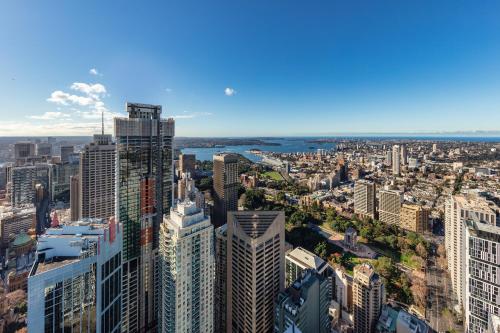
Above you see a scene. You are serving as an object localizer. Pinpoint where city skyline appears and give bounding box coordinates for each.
[2,1,500,136]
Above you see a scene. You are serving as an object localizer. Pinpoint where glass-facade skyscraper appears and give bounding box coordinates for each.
[114,103,175,332]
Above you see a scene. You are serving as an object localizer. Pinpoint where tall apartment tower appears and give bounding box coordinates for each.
[400,144,407,165]
[70,175,80,221]
[114,103,175,332]
[354,180,376,220]
[378,189,402,226]
[464,220,500,333]
[353,263,385,333]
[444,195,497,312]
[214,224,228,333]
[227,211,285,333]
[213,153,239,227]
[159,201,215,332]
[28,218,122,333]
[385,150,392,167]
[80,133,116,220]
[179,153,196,176]
[392,145,401,176]
[400,204,429,233]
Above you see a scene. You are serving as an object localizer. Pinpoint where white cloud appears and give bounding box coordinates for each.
[47,90,95,106]
[89,68,102,76]
[224,87,236,96]
[165,88,173,93]
[70,82,106,98]
[28,112,71,120]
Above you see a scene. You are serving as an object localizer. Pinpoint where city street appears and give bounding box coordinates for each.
[425,257,463,333]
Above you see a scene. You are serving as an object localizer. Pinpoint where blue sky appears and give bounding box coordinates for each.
[1,1,500,136]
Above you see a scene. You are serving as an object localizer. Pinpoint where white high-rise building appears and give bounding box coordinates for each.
[80,133,116,220]
[400,144,407,165]
[392,145,400,176]
[159,200,214,333]
[378,189,402,226]
[27,218,122,333]
[445,195,497,312]
[464,220,500,333]
[354,180,376,220]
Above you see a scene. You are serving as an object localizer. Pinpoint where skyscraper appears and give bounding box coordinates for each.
[444,195,497,312]
[392,145,400,176]
[14,141,35,162]
[378,189,402,226]
[179,153,196,176]
[35,142,52,157]
[354,180,376,220]
[464,220,500,333]
[353,263,385,333]
[400,144,407,165]
[115,102,175,332]
[70,175,80,221]
[60,145,74,164]
[159,200,214,332]
[214,224,228,333]
[275,270,332,333]
[27,218,122,333]
[80,133,116,220]
[227,211,285,333]
[213,153,239,227]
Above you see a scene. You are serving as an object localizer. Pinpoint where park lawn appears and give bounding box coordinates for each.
[262,171,284,181]
[400,251,420,269]
[359,239,400,262]
[342,252,374,275]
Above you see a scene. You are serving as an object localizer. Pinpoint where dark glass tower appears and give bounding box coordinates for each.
[114,103,174,332]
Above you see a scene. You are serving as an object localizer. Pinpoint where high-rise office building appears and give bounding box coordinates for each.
[27,218,122,333]
[159,201,215,332]
[285,246,331,288]
[70,175,80,221]
[432,143,438,153]
[36,142,52,157]
[445,195,497,312]
[227,211,285,333]
[215,224,228,333]
[115,102,175,332]
[392,145,400,176]
[275,270,332,333]
[354,180,376,220]
[400,144,407,165]
[14,142,35,161]
[464,220,500,333]
[60,145,74,164]
[179,153,196,176]
[378,189,402,226]
[213,153,239,227]
[80,133,116,220]
[353,263,385,333]
[400,203,429,233]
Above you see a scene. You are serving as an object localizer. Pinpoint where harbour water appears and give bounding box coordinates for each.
[180,136,500,162]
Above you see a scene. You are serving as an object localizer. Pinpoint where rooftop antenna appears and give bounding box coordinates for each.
[101,110,104,135]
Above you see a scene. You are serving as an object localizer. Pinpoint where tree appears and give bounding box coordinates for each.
[244,188,266,210]
[197,177,213,191]
[374,256,395,279]
[276,191,286,203]
[288,211,310,227]
[410,278,427,308]
[416,242,428,259]
[314,241,328,259]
